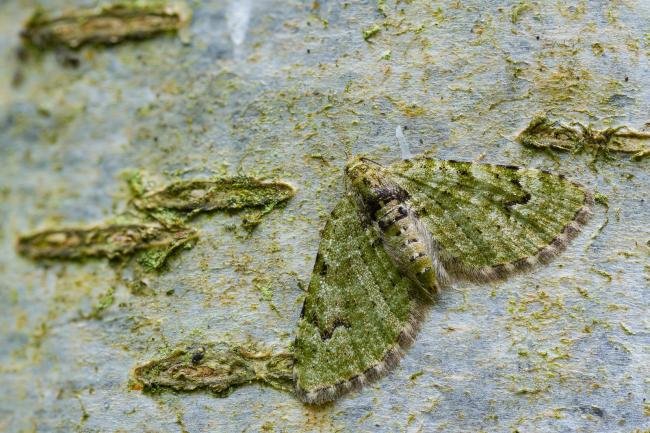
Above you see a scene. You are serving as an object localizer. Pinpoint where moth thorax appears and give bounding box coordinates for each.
[346,159,409,214]
[377,201,439,297]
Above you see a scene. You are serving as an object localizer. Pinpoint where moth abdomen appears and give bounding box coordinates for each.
[377,201,441,296]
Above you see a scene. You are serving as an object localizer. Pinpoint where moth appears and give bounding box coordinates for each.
[293,155,593,404]
[134,155,594,405]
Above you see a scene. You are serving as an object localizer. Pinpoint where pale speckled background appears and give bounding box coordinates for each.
[0,1,648,432]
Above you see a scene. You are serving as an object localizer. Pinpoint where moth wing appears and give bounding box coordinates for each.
[388,157,593,281]
[294,194,426,404]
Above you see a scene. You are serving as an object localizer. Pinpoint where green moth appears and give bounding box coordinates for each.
[294,155,593,404]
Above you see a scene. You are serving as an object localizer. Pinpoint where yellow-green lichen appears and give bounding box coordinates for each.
[80,287,116,320]
[363,24,381,41]
[510,1,533,24]
[132,176,296,230]
[377,0,388,17]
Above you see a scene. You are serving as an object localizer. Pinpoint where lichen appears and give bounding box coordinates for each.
[363,24,381,41]
[21,0,192,49]
[132,341,294,396]
[517,115,650,159]
[17,172,295,273]
[510,1,533,24]
[79,287,116,320]
[377,0,388,17]
[17,224,197,269]
[132,177,296,230]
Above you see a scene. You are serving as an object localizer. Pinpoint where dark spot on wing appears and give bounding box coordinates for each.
[318,261,328,276]
[504,192,531,210]
[320,318,350,340]
[299,302,306,318]
[394,207,408,222]
[410,252,425,262]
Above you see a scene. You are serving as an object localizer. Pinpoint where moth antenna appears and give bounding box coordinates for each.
[396,125,413,160]
[341,169,350,193]
[359,156,383,167]
[342,146,351,160]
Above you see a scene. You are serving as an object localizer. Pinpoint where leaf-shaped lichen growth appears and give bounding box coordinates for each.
[133,342,294,396]
[17,223,197,270]
[518,115,650,159]
[21,0,192,49]
[132,177,296,230]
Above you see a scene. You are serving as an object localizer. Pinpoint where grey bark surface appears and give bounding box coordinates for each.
[0,1,648,432]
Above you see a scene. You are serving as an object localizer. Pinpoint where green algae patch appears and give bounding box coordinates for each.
[132,342,294,396]
[132,177,296,230]
[17,223,197,269]
[377,0,388,17]
[79,287,116,320]
[21,0,191,49]
[363,24,381,41]
[510,1,533,24]
[517,115,650,159]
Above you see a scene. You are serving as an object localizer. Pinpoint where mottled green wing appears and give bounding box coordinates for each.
[294,194,427,404]
[388,157,593,281]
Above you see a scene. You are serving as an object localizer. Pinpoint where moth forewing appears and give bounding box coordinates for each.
[294,194,427,404]
[386,156,594,282]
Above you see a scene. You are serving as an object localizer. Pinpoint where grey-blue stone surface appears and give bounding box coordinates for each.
[0,1,648,432]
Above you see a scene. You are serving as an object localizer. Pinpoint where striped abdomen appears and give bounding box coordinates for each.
[375,199,440,297]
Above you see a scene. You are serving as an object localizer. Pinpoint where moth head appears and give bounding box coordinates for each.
[345,156,385,198]
[344,156,408,212]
